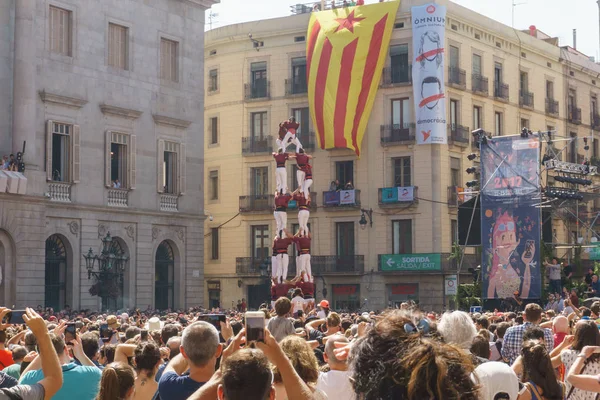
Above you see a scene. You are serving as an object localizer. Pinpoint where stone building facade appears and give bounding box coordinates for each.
[0,0,216,311]
[203,0,598,311]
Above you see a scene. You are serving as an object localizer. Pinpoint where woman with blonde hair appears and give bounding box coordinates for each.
[96,362,136,400]
[273,335,325,399]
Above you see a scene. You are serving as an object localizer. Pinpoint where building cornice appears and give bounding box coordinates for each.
[152,114,193,129]
[183,0,219,8]
[39,90,88,109]
[100,104,143,120]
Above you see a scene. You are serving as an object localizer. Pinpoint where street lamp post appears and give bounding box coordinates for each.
[84,232,129,311]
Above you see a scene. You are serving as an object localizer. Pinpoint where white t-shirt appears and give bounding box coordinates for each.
[317,310,327,319]
[292,296,305,313]
[316,370,354,400]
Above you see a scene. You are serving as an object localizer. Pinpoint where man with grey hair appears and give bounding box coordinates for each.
[316,334,354,399]
[158,321,222,400]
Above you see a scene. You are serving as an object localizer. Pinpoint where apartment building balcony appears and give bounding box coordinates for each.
[471,74,489,96]
[378,186,418,207]
[494,82,509,102]
[288,192,318,211]
[592,114,600,131]
[296,131,316,151]
[447,124,470,147]
[242,136,273,155]
[545,98,559,117]
[322,189,361,209]
[448,185,472,208]
[239,194,275,213]
[48,182,72,203]
[285,78,307,96]
[159,194,178,212]
[519,91,534,109]
[236,257,296,276]
[568,106,582,125]
[107,188,129,207]
[380,65,412,86]
[236,255,363,276]
[244,81,270,101]
[448,66,466,89]
[380,124,416,146]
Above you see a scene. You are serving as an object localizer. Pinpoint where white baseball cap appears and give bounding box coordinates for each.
[472,361,519,400]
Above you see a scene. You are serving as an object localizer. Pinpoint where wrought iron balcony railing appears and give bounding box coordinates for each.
[239,195,275,213]
[380,124,416,145]
[285,78,307,96]
[545,98,559,116]
[242,136,273,155]
[448,66,466,89]
[236,255,364,276]
[494,82,509,101]
[322,189,361,208]
[448,124,470,145]
[244,81,270,100]
[471,74,488,96]
[378,186,418,206]
[381,65,412,85]
[519,91,534,109]
[568,106,582,124]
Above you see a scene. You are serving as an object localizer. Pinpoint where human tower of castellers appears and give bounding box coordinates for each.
[270,117,317,310]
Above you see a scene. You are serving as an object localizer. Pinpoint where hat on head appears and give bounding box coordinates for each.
[147,317,162,331]
[319,300,329,308]
[106,315,120,330]
[472,361,519,400]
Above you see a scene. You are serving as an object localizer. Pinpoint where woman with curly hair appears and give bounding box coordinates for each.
[273,335,325,399]
[349,310,479,400]
[114,342,162,399]
[518,340,564,400]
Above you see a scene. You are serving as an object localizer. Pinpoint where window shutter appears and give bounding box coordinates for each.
[46,120,54,181]
[179,143,186,195]
[72,124,81,183]
[129,135,136,189]
[105,131,112,187]
[157,139,165,193]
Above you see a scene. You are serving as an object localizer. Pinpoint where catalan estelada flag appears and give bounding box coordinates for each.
[307,1,400,156]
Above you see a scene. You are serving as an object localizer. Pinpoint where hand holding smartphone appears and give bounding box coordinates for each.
[245,311,265,343]
[3,310,26,325]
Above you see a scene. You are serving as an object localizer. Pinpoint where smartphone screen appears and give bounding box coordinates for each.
[65,323,76,343]
[5,310,26,325]
[100,324,112,340]
[198,314,226,331]
[245,312,265,342]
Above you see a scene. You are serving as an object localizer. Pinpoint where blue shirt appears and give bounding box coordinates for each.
[158,370,205,400]
[21,362,102,400]
[592,280,600,294]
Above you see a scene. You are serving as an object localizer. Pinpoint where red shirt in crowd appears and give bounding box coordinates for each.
[296,153,309,167]
[273,153,289,167]
[294,236,311,253]
[274,237,293,253]
[554,332,567,348]
[275,194,292,209]
[0,349,13,369]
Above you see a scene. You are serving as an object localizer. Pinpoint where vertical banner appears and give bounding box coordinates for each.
[412,3,447,145]
[306,1,400,155]
[480,136,541,300]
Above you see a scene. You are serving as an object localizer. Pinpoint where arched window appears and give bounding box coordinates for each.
[155,241,174,310]
[45,235,67,310]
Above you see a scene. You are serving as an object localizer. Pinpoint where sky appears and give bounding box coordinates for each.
[206,0,600,59]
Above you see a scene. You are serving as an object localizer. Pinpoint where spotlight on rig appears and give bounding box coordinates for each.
[467,153,477,161]
[466,167,477,174]
[466,180,478,188]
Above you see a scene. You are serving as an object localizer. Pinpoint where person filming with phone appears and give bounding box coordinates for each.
[0,307,63,400]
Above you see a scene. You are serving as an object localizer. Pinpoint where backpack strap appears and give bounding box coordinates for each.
[526,382,543,400]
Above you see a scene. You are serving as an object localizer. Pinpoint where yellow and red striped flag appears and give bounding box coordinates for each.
[307,1,400,156]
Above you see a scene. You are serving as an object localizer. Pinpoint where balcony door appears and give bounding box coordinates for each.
[336,222,355,257]
[251,62,267,97]
[391,98,410,134]
[336,161,354,188]
[251,112,267,140]
[292,107,310,139]
[291,57,307,93]
[251,167,268,196]
[494,62,503,91]
[390,44,409,83]
[251,225,270,260]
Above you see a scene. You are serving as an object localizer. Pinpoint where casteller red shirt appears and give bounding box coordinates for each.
[294,236,311,253]
[275,194,292,210]
[283,121,300,135]
[296,153,309,167]
[274,237,293,253]
[293,193,309,210]
[274,283,292,297]
[273,153,289,167]
[303,164,312,179]
[278,124,287,140]
[298,281,315,297]
[554,332,567,348]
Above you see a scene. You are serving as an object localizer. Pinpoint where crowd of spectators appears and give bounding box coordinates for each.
[4,295,600,399]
